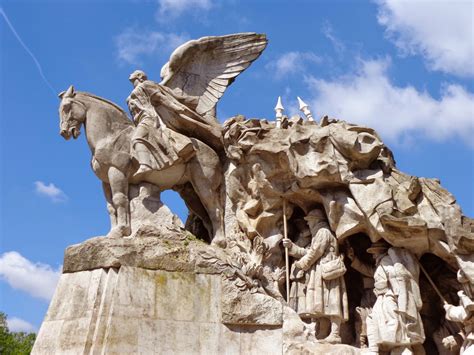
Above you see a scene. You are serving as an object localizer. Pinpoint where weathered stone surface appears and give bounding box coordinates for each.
[129,182,184,235]
[282,306,360,354]
[63,226,207,273]
[286,342,360,355]
[33,266,285,355]
[221,278,283,325]
[52,31,473,354]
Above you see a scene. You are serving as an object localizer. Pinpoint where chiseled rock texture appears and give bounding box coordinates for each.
[34,229,351,354]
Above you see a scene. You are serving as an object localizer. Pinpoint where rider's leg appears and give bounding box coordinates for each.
[134,144,153,174]
[132,123,153,174]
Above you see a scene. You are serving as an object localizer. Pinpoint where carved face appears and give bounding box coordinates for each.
[59,86,86,140]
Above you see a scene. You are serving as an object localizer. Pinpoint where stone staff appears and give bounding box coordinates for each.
[283,199,290,302]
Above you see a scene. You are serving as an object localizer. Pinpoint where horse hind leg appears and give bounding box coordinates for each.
[188,163,225,248]
[175,183,213,243]
[194,186,225,247]
[106,166,132,238]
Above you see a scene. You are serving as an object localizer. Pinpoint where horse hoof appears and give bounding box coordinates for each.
[106,229,122,238]
[106,225,131,238]
[120,226,132,237]
[211,237,226,248]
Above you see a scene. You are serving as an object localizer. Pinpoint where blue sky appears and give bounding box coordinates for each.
[1,0,473,332]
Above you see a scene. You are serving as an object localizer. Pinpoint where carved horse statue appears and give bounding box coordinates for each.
[57,33,268,246]
[58,86,226,245]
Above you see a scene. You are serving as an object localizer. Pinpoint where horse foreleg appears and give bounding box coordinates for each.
[209,203,225,248]
[106,167,131,238]
[102,182,117,229]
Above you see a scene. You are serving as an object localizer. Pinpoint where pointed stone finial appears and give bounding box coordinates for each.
[297,96,314,122]
[297,96,307,110]
[275,96,284,111]
[274,96,284,128]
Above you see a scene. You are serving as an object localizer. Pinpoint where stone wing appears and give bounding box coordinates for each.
[160,33,267,116]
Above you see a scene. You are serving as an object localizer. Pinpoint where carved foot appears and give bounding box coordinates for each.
[320,334,341,344]
[106,225,132,238]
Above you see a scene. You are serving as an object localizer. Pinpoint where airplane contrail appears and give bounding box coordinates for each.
[1,7,57,96]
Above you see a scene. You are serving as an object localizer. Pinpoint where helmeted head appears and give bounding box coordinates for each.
[58,85,86,140]
[367,240,390,259]
[129,70,148,87]
[304,208,328,233]
[295,219,311,247]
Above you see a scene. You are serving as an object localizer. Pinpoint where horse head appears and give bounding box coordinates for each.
[58,85,86,140]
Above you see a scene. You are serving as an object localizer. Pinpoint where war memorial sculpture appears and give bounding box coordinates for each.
[32,33,473,354]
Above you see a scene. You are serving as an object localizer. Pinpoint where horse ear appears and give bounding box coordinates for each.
[58,91,66,99]
[63,85,75,98]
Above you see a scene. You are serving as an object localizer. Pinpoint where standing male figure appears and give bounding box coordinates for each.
[366,241,425,355]
[282,208,348,344]
[347,246,377,348]
[442,269,474,354]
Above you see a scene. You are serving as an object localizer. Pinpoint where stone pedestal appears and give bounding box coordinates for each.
[33,267,285,354]
[32,231,360,354]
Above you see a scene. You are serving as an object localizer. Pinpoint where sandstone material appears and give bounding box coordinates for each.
[221,279,283,325]
[59,33,268,246]
[52,31,473,354]
[33,267,284,355]
[63,226,206,273]
[129,183,184,235]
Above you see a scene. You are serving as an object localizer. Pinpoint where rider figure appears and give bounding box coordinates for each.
[127,70,157,175]
[127,69,186,176]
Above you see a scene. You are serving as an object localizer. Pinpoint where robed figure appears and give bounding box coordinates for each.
[443,270,474,354]
[283,209,348,344]
[125,33,267,175]
[366,242,425,354]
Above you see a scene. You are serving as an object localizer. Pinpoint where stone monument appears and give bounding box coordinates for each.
[33,33,473,354]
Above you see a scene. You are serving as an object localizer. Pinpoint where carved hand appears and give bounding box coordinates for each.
[442,335,457,350]
[443,303,452,312]
[282,239,293,249]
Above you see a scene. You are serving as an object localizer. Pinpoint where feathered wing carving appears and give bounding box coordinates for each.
[160,33,268,116]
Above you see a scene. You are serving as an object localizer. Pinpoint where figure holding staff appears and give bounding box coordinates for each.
[282,208,348,343]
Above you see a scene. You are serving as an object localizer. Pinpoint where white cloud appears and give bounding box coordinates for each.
[306,58,474,145]
[267,51,322,78]
[34,181,67,202]
[376,0,474,77]
[156,0,213,19]
[0,251,61,301]
[115,28,189,66]
[7,317,36,333]
[322,21,345,55]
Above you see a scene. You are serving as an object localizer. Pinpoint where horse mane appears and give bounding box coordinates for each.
[77,91,131,123]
